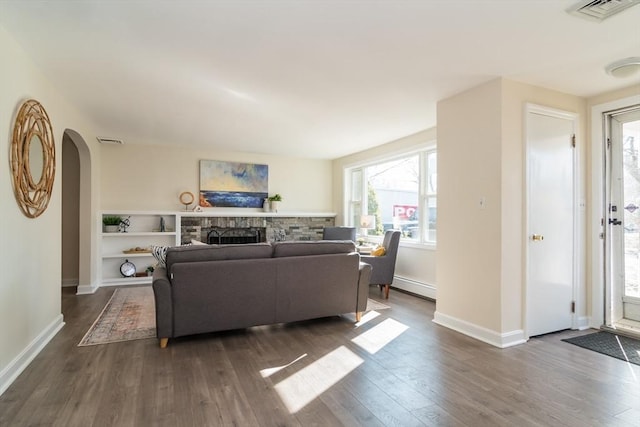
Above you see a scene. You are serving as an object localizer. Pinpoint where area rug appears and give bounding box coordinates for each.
[78,286,156,346]
[79,286,388,346]
[562,331,640,366]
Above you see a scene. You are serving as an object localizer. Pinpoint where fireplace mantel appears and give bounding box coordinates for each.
[178,211,337,244]
[178,211,336,218]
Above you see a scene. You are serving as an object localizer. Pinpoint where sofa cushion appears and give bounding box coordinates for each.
[166,243,273,273]
[272,240,355,258]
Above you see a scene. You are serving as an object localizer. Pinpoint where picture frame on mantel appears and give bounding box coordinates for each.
[199,160,268,208]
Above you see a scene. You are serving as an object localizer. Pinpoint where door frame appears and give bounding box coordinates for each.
[591,95,640,329]
[524,103,579,338]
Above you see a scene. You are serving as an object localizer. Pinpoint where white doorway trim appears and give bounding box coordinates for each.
[524,103,580,338]
[591,94,640,329]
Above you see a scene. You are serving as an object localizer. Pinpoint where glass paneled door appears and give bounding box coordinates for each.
[605,107,640,333]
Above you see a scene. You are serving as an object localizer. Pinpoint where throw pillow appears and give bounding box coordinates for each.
[151,245,168,268]
[371,246,386,257]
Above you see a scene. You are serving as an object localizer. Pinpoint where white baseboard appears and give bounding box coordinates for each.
[577,316,591,330]
[433,311,527,348]
[76,284,98,295]
[392,276,436,299]
[61,278,78,288]
[0,314,65,396]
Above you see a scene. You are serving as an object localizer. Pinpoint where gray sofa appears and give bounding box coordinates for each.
[152,240,372,348]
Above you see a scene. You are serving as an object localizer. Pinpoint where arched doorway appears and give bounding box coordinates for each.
[61,129,93,294]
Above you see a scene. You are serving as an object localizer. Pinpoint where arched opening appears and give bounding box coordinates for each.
[61,134,80,288]
[61,129,93,294]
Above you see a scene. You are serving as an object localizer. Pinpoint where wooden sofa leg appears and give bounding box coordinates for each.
[356,312,362,322]
[159,338,168,348]
[384,284,390,299]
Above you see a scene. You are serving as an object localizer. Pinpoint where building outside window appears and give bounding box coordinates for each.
[346,147,437,244]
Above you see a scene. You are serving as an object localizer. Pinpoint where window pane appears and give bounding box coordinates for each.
[351,169,362,202]
[427,152,437,194]
[366,156,419,238]
[426,196,437,242]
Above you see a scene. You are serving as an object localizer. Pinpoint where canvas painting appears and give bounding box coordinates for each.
[199,160,268,208]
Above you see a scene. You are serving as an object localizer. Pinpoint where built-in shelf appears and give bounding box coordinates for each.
[101,276,152,286]
[100,211,180,286]
[99,210,337,288]
[101,231,176,237]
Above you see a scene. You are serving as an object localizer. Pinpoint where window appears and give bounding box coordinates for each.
[346,148,437,244]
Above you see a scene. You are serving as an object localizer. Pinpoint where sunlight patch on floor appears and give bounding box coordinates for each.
[351,318,409,354]
[274,346,363,413]
[260,353,307,378]
[355,310,380,327]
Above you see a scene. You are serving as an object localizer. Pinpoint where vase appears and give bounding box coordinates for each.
[104,225,119,233]
[263,199,270,212]
[270,201,280,213]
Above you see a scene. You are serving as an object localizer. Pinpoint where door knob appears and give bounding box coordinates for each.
[532,234,544,241]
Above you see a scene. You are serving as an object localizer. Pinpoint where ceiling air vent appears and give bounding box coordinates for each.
[567,0,640,21]
[96,137,124,145]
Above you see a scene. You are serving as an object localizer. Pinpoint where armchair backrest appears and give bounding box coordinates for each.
[381,230,401,262]
[360,230,401,286]
[322,226,356,241]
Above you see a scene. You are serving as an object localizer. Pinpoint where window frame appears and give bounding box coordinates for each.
[344,144,437,247]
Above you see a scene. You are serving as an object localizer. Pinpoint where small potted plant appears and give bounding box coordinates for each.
[146,266,155,276]
[102,215,122,233]
[268,194,282,212]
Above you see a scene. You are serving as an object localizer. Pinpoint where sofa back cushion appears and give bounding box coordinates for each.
[272,240,355,258]
[166,242,273,273]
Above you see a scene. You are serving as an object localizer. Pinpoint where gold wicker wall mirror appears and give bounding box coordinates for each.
[11,99,56,218]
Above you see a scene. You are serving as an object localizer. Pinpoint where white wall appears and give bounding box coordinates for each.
[436,79,504,332]
[0,25,101,395]
[435,78,587,347]
[333,128,437,298]
[100,143,333,212]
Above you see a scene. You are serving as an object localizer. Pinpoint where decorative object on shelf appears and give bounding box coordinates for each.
[146,266,155,276]
[103,215,122,233]
[193,205,203,212]
[268,193,282,212]
[179,191,195,211]
[119,216,131,233]
[10,99,56,218]
[263,198,270,212]
[123,247,151,254]
[199,160,268,208]
[159,216,166,232]
[120,259,136,277]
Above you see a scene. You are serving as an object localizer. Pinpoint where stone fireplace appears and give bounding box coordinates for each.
[180,215,335,245]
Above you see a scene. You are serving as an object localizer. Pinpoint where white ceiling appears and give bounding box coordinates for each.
[1,0,639,159]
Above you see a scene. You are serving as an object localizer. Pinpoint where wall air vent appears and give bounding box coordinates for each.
[96,137,124,145]
[567,0,640,22]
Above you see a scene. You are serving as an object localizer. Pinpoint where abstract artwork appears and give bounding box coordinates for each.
[199,160,268,208]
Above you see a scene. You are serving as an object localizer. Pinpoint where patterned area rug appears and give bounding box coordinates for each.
[562,331,640,366]
[79,286,388,346]
[78,287,156,346]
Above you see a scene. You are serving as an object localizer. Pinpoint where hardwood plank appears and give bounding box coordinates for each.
[1,287,640,426]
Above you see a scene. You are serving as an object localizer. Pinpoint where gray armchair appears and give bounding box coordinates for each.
[359,230,401,299]
[322,226,356,241]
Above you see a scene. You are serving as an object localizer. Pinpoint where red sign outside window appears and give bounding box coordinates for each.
[393,205,417,220]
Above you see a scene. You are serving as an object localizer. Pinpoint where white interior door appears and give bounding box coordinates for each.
[526,105,576,337]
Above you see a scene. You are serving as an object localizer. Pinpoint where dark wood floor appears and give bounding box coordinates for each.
[1,287,639,426]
